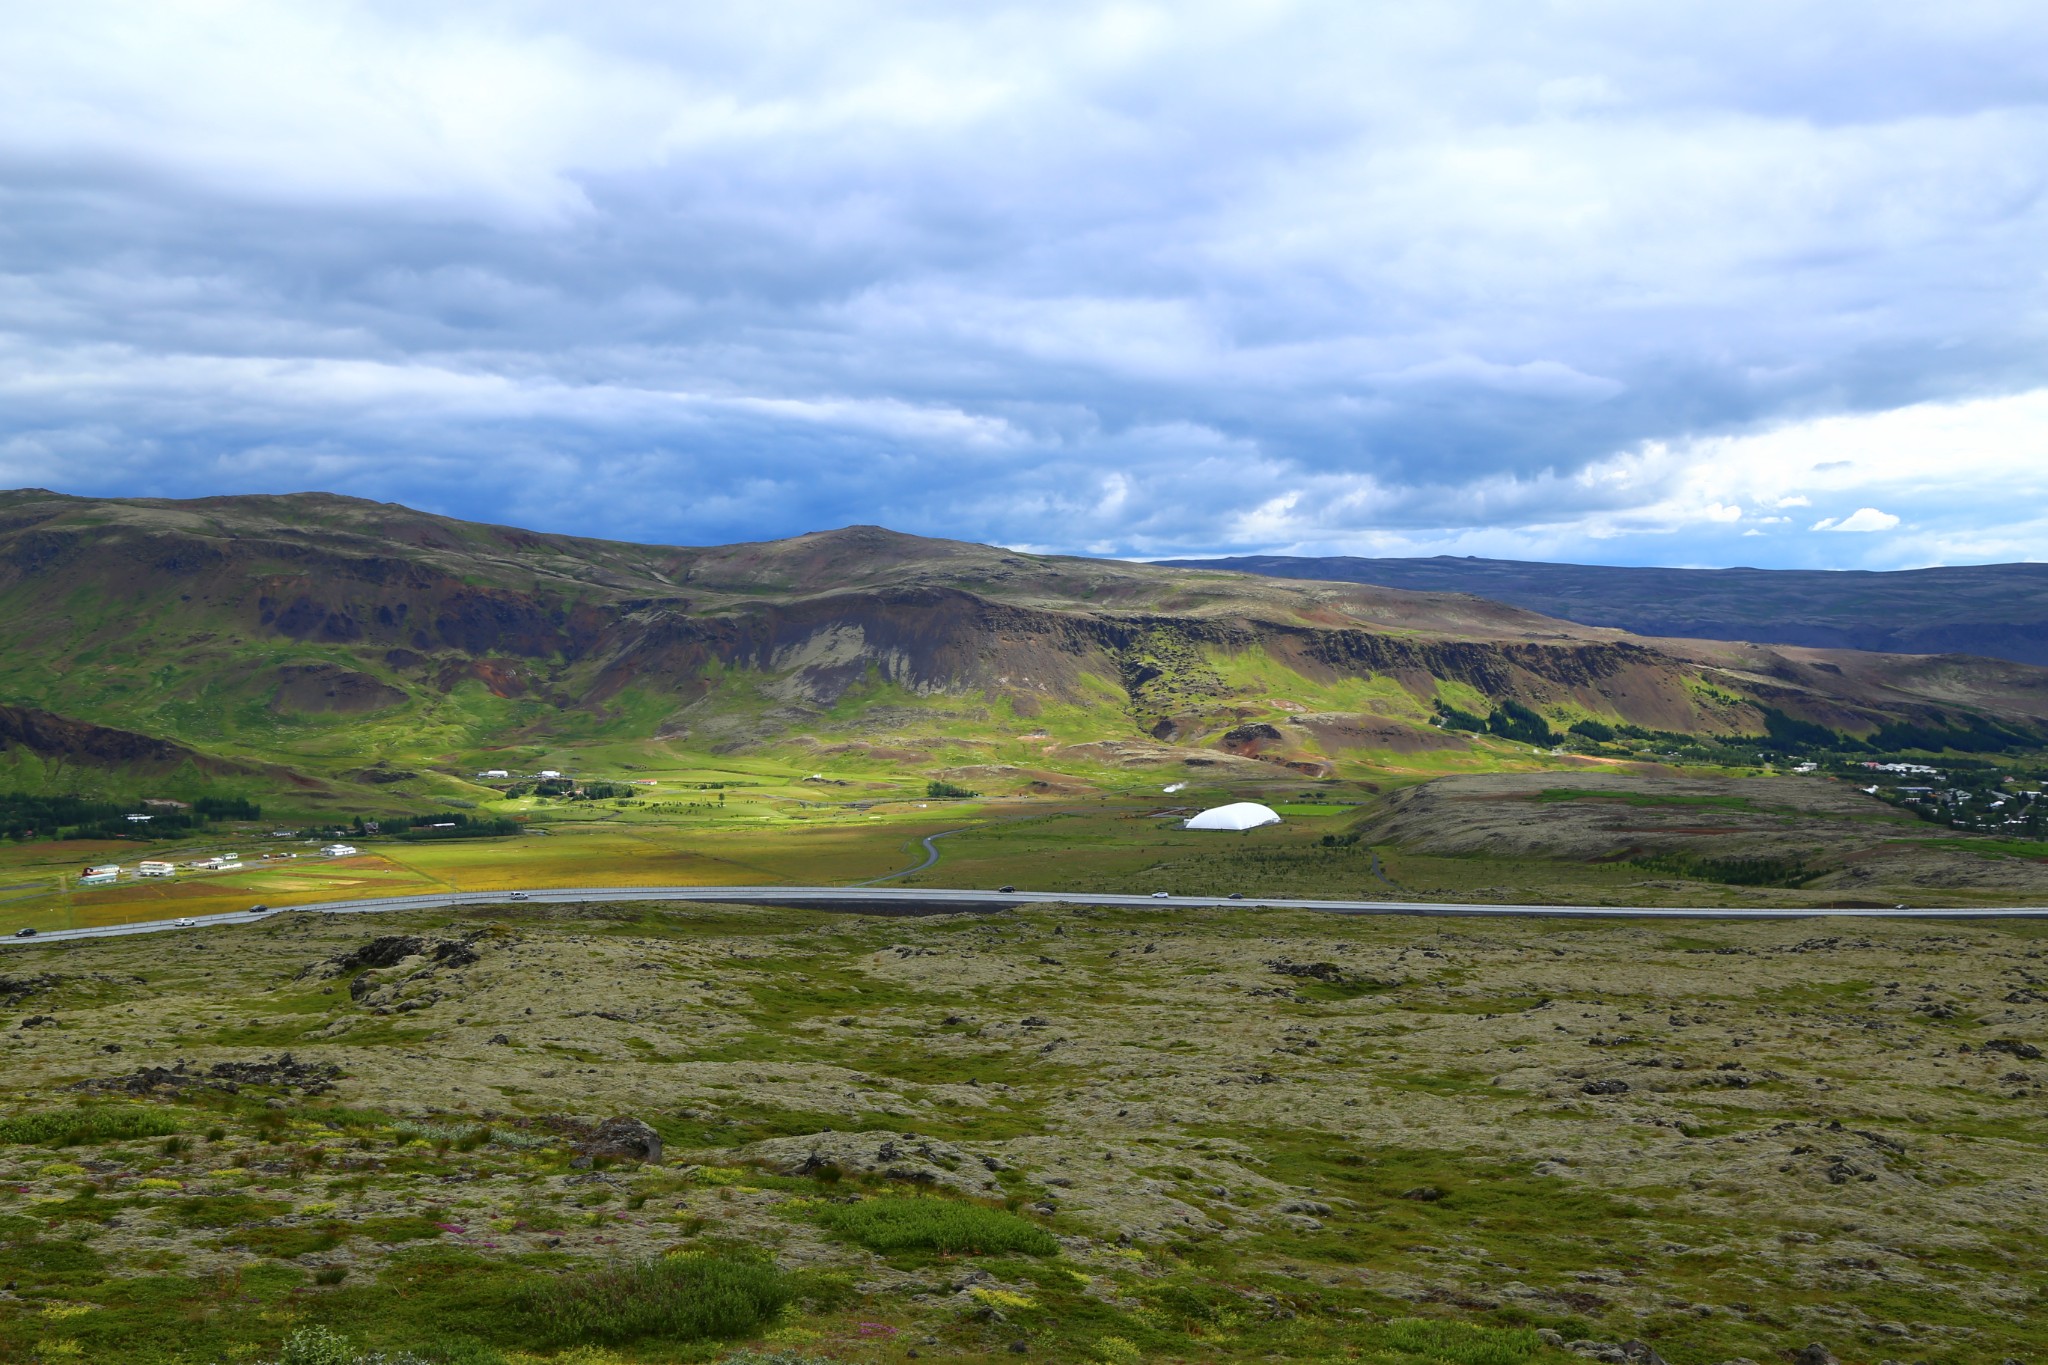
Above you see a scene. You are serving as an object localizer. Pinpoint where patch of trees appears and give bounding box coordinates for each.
[1627,850,1819,887]
[1760,706,1843,753]
[1436,694,2048,763]
[505,779,576,798]
[0,792,261,843]
[926,781,979,799]
[566,783,633,801]
[1486,700,1558,747]
[392,812,522,840]
[1866,713,2038,755]
[1433,699,1560,746]
[1758,706,2039,757]
[1433,703,1487,733]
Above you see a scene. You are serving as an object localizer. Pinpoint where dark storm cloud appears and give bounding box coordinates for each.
[3,1,2046,565]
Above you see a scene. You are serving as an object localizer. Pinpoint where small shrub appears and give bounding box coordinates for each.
[161,1135,190,1156]
[1375,1317,1540,1364]
[0,1107,181,1147]
[813,1196,1058,1256]
[0,1238,106,1278]
[275,1325,355,1365]
[166,1194,291,1228]
[528,1254,791,1347]
[313,1266,348,1286]
[1096,1338,1143,1365]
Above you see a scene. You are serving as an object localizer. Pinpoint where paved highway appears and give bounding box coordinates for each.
[10,884,2048,945]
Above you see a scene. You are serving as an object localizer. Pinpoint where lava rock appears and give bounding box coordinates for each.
[580,1116,663,1164]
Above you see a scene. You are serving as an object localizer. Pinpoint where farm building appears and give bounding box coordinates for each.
[80,864,120,885]
[477,769,511,779]
[1184,802,1283,831]
[138,860,175,878]
[321,843,359,857]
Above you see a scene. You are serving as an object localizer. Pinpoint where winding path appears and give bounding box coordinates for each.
[852,828,970,886]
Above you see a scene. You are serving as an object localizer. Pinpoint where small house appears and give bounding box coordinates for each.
[125,813,152,823]
[80,864,120,885]
[478,769,511,779]
[539,769,562,779]
[321,843,359,857]
[138,860,176,878]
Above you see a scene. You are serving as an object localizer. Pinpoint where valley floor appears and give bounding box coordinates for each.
[13,766,2048,942]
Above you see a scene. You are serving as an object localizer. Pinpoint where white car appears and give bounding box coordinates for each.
[1151,890,1171,898]
[508,891,530,900]
[174,918,195,927]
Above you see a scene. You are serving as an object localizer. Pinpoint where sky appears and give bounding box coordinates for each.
[3,1,2046,568]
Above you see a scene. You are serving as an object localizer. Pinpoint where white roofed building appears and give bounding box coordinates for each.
[1184,802,1283,831]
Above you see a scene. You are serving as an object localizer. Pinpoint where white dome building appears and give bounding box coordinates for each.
[1183,802,1282,831]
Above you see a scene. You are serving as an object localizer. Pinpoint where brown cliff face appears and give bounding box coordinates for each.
[0,703,249,776]
[1,488,2045,758]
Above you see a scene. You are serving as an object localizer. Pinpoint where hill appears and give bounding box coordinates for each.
[1156,553,2048,665]
[3,488,2048,810]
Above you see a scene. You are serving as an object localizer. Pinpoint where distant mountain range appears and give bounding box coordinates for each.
[1156,555,2048,666]
[3,489,2048,802]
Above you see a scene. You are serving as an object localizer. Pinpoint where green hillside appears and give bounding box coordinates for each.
[3,488,2048,823]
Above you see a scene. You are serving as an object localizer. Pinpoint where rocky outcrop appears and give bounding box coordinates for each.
[0,702,254,777]
[737,1130,999,1196]
[270,663,408,714]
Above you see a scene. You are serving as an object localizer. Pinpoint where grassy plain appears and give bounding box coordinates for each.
[13,751,2048,936]
[4,899,2047,1364]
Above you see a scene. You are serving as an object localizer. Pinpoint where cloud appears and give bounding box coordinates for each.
[1,1,2046,565]
[1814,507,1902,533]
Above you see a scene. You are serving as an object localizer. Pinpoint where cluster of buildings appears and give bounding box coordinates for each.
[476,768,563,780]
[76,839,361,888]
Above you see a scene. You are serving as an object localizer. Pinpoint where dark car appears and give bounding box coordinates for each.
[997,885,1017,893]
[246,904,268,913]
[1227,892,1245,900]
[13,927,35,937]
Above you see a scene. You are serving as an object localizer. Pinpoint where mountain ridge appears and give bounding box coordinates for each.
[2,489,2046,805]
[1156,552,2048,665]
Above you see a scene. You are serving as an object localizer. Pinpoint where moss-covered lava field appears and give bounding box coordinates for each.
[3,898,2046,1364]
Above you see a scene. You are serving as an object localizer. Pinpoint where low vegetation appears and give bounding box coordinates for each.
[1,898,2044,1362]
[530,1253,792,1348]
[812,1196,1059,1256]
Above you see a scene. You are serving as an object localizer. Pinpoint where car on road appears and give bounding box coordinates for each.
[246,904,268,913]
[508,891,530,900]
[997,885,1017,893]
[174,918,194,927]
[1151,890,1171,898]
[1227,892,1245,900]
[13,927,35,937]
